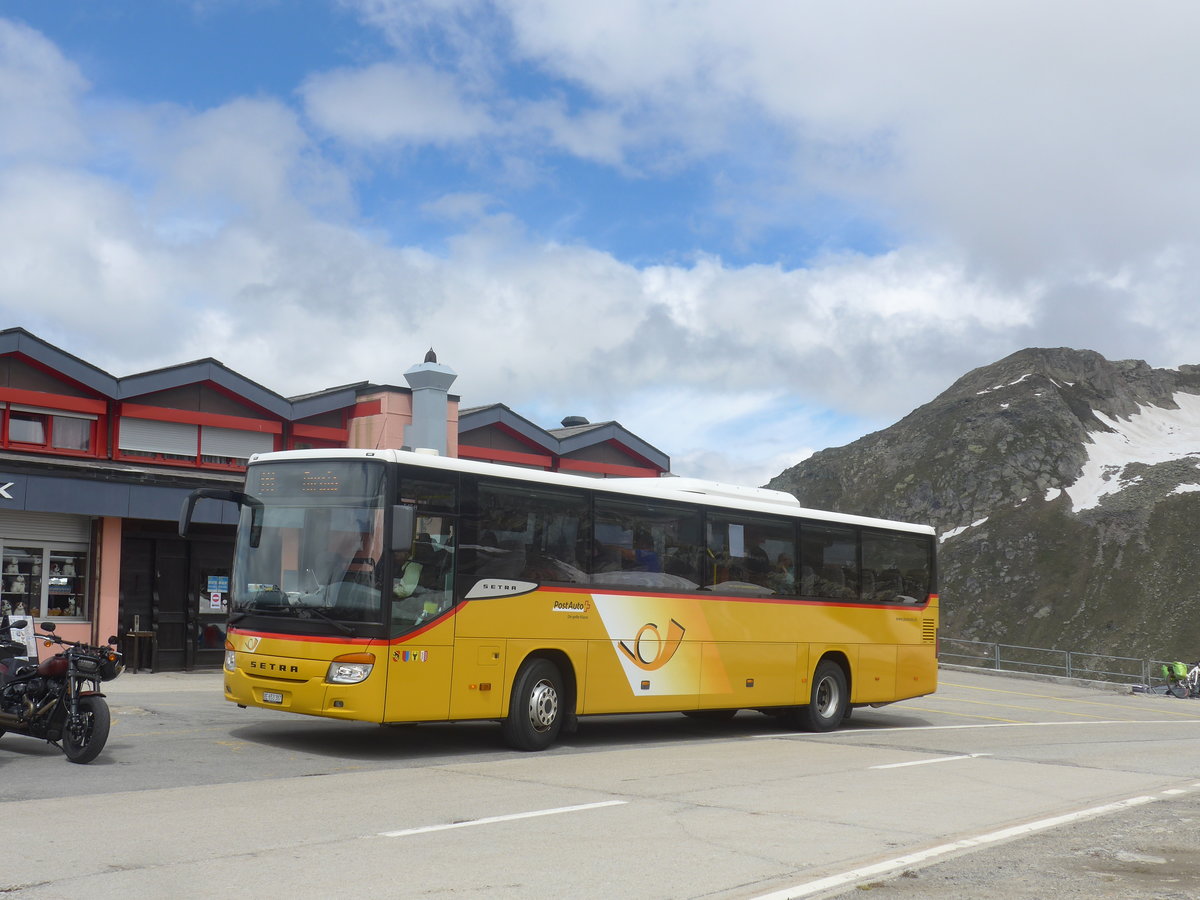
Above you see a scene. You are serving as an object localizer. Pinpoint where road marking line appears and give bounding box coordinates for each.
[755,718,1200,738]
[871,753,990,769]
[930,697,1122,720]
[751,794,1160,900]
[938,681,1200,718]
[377,800,627,838]
[901,706,1025,722]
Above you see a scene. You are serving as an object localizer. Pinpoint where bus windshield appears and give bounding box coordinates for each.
[231,460,388,631]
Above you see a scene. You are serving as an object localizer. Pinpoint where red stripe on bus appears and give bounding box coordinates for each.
[230,587,934,648]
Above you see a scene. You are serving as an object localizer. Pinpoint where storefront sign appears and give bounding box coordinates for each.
[8,617,35,654]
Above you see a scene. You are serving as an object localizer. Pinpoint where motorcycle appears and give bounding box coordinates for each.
[0,621,123,764]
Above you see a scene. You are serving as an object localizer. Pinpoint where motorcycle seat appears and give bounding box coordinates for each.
[0,657,35,681]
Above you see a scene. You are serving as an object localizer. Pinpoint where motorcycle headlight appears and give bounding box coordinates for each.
[100,654,124,681]
[326,652,375,684]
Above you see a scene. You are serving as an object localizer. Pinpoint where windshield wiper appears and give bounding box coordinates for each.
[297,605,356,636]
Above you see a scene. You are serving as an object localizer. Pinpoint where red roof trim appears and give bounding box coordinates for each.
[119,402,283,433]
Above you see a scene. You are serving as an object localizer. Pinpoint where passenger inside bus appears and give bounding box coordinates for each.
[391,530,455,628]
[630,534,661,572]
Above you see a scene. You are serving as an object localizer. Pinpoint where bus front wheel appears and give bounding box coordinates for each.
[503,658,564,751]
[797,660,848,732]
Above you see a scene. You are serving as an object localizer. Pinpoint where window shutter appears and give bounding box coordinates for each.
[0,510,91,543]
[201,426,274,460]
[119,418,198,456]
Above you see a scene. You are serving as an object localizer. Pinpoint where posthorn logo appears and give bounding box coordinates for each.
[618,619,686,671]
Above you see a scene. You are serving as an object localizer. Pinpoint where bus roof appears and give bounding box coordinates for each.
[247,447,935,536]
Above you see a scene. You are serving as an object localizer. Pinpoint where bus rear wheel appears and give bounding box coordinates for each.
[503,658,564,751]
[796,660,848,732]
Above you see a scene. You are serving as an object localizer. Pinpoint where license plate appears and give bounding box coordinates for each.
[262,691,284,704]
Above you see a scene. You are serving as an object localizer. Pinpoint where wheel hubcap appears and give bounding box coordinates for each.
[527,678,559,733]
[815,676,839,718]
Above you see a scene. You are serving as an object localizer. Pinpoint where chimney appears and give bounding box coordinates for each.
[403,349,457,455]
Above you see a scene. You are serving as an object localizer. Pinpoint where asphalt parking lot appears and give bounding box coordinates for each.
[5,667,1200,899]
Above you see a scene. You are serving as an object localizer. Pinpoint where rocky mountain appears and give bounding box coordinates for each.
[766,348,1200,661]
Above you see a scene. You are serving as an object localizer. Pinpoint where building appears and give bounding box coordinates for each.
[0,329,668,670]
[458,404,668,477]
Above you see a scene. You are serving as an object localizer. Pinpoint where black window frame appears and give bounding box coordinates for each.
[460,474,593,589]
[443,464,934,606]
[592,495,704,591]
[860,528,934,605]
[797,521,862,602]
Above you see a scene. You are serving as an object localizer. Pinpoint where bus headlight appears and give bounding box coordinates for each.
[327,652,376,684]
[224,650,237,672]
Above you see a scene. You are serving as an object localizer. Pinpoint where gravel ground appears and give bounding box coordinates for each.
[825,790,1200,899]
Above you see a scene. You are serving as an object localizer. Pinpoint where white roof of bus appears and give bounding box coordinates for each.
[247,447,934,536]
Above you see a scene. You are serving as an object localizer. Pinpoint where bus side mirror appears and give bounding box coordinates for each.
[391,505,416,552]
[248,504,263,549]
[180,488,263,547]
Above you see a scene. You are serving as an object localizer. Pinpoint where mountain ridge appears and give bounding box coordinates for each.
[767,347,1200,659]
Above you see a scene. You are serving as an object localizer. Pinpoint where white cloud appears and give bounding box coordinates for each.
[0,19,88,161]
[0,165,177,344]
[6,7,1200,489]
[515,100,630,167]
[302,62,492,146]
[421,192,500,222]
[494,2,1200,280]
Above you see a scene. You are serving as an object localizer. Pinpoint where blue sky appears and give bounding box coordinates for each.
[3,2,1200,485]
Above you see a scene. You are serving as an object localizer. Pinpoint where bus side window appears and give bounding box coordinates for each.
[862,531,931,604]
[470,481,589,584]
[706,513,795,595]
[801,523,860,600]
[593,499,702,589]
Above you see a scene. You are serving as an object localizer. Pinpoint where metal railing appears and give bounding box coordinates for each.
[940,637,1184,689]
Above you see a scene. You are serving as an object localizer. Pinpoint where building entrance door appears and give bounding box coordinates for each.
[189,539,230,670]
[119,523,233,671]
[154,539,189,670]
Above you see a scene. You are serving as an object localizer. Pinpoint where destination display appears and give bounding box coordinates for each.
[245,460,385,506]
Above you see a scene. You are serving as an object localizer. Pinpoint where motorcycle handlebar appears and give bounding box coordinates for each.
[35,628,120,652]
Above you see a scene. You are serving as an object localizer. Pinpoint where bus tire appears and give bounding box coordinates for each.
[797,660,848,732]
[503,658,564,751]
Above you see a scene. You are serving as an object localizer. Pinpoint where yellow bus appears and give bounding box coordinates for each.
[180,449,938,750]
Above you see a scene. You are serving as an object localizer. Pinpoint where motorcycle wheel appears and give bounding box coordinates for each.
[62,696,111,764]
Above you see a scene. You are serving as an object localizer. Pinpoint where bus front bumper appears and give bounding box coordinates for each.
[224,652,385,721]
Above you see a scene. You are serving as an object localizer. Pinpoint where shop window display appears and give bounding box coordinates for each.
[0,546,88,619]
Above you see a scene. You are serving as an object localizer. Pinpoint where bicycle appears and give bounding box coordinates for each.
[1161,661,1200,698]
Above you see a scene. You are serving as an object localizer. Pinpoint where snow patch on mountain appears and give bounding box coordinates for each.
[939,516,989,542]
[1066,392,1200,510]
[977,373,1033,395]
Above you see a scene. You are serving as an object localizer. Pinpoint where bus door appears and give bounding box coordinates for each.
[384,489,458,722]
